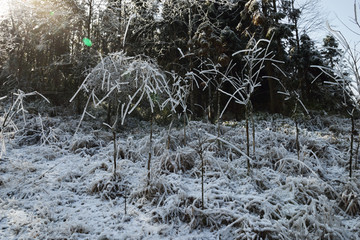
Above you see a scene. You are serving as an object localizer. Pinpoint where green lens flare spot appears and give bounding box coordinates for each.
[50,11,54,15]
[83,38,93,47]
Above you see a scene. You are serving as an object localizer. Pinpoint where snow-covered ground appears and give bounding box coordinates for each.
[1,112,360,239]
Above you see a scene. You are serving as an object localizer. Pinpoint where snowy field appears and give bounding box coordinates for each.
[1,112,360,239]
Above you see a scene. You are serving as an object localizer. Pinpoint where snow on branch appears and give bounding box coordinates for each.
[219,34,277,118]
[0,89,50,158]
[70,51,177,129]
[312,22,360,109]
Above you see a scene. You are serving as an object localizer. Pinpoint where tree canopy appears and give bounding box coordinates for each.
[0,0,350,117]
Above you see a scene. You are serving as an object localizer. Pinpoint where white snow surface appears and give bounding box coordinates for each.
[0,113,360,239]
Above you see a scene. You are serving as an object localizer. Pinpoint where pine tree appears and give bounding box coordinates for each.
[322,35,340,68]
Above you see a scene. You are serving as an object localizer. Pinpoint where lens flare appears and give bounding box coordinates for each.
[83,38,93,47]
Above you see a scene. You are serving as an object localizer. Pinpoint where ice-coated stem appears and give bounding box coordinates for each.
[147,112,153,185]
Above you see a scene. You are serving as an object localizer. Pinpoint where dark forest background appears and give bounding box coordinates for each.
[0,0,351,121]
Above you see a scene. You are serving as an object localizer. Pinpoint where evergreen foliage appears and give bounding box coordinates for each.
[0,0,354,115]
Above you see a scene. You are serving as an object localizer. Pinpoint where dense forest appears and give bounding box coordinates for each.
[0,0,352,117]
[1,0,360,239]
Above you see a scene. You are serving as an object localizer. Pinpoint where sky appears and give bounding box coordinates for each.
[0,0,9,16]
[0,0,358,45]
[312,0,360,44]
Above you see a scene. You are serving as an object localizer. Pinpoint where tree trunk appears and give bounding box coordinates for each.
[188,7,195,120]
[217,89,222,149]
[252,112,255,157]
[246,105,250,175]
[200,152,205,210]
[87,0,93,39]
[355,137,359,170]
[295,120,300,161]
[167,117,174,150]
[267,65,278,113]
[207,85,212,123]
[124,194,127,215]
[147,112,153,185]
[107,103,112,125]
[350,113,355,178]
[183,113,187,145]
[113,130,117,176]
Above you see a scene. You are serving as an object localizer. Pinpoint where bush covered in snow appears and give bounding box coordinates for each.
[0,111,359,239]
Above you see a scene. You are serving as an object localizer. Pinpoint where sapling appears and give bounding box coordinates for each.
[0,90,49,158]
[103,104,120,176]
[251,104,255,157]
[349,108,355,177]
[313,64,358,177]
[166,71,191,146]
[120,64,173,186]
[178,81,191,146]
[244,102,257,159]
[218,35,278,175]
[147,95,156,186]
[124,190,127,215]
[188,58,236,149]
[292,101,302,161]
[355,137,359,170]
[166,120,173,150]
[70,52,175,185]
[193,129,210,210]
[38,113,58,145]
[312,18,360,178]
[279,90,309,162]
[314,1,360,178]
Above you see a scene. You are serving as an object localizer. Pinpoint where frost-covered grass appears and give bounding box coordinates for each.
[0,113,360,239]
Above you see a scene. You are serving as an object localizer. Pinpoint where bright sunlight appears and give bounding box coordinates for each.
[0,0,10,16]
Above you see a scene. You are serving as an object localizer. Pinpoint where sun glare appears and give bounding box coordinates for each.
[0,0,10,17]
